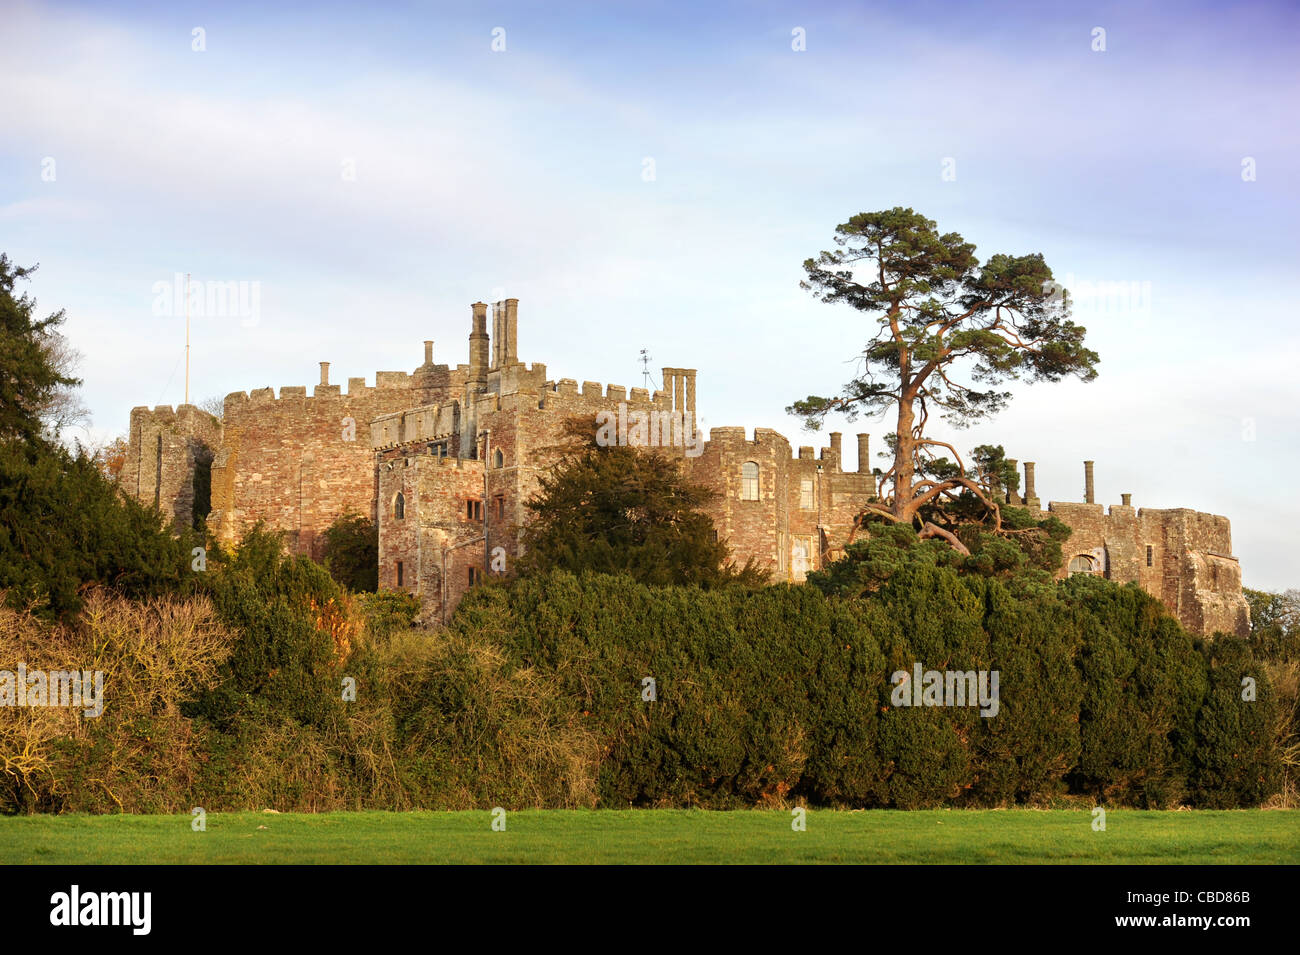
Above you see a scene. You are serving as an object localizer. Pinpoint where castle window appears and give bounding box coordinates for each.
[468,566,479,587]
[493,448,504,469]
[466,499,482,522]
[1068,554,1098,576]
[1146,545,1154,567]
[800,478,814,510]
[394,492,405,520]
[495,496,505,520]
[396,561,404,586]
[741,462,759,501]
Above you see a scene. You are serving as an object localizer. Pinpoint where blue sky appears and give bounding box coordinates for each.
[2,0,1297,588]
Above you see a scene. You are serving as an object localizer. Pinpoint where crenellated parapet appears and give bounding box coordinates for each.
[122,403,222,530]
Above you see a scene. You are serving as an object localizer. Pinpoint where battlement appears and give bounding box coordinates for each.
[129,403,221,427]
[223,374,421,412]
[703,428,872,473]
[543,377,671,407]
[705,426,790,448]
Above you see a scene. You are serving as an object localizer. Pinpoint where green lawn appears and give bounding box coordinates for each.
[1,809,1295,864]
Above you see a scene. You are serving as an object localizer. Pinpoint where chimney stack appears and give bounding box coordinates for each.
[504,298,519,365]
[1024,462,1038,507]
[319,362,330,386]
[1006,458,1021,504]
[1084,460,1095,504]
[491,303,504,369]
[1121,493,1132,506]
[662,368,684,412]
[424,341,434,365]
[856,434,870,474]
[829,432,842,471]
[468,302,489,390]
[683,368,697,414]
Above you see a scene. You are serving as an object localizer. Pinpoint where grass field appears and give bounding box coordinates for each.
[0,809,1295,864]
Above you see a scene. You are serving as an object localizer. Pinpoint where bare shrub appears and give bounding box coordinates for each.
[0,589,235,812]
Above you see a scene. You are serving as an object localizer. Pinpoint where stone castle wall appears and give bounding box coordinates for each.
[123,299,1251,637]
[1047,499,1249,637]
[122,403,222,530]
[202,344,470,558]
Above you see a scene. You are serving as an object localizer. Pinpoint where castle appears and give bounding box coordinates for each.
[123,300,1251,637]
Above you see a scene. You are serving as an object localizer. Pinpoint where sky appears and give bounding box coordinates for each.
[2,0,1297,588]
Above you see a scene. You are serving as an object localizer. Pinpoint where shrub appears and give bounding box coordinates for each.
[1192,636,1281,807]
[321,512,378,593]
[1065,575,1207,807]
[968,578,1082,805]
[355,589,421,642]
[872,565,986,808]
[454,573,839,808]
[189,525,360,733]
[0,440,193,621]
[0,589,234,814]
[384,630,600,809]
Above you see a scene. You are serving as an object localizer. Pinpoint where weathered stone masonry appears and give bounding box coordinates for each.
[125,300,1250,636]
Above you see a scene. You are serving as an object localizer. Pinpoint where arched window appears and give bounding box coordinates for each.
[1068,554,1096,576]
[741,462,760,500]
[493,448,504,469]
[394,492,405,520]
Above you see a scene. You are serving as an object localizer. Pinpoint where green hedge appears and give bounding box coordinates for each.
[446,567,1280,809]
[5,530,1281,812]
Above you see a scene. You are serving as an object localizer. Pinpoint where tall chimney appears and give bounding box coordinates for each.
[319,362,330,386]
[491,302,504,369]
[424,340,434,365]
[683,369,697,413]
[662,368,684,412]
[1084,460,1095,504]
[856,434,870,474]
[1006,458,1020,503]
[1024,462,1037,507]
[504,298,519,365]
[469,302,489,390]
[1121,493,1132,506]
[829,432,842,471]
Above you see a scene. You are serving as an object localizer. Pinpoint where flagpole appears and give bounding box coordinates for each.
[184,272,191,405]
